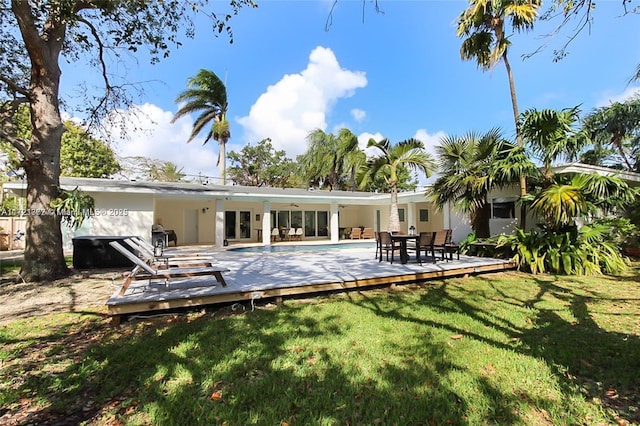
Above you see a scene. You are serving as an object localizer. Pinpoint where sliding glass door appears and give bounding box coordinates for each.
[225,210,251,240]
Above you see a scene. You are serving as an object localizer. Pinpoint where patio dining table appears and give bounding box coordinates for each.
[390,234,420,264]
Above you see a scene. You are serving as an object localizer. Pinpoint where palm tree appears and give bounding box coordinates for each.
[519,106,587,183]
[520,107,637,231]
[531,173,638,232]
[582,97,640,172]
[360,138,436,233]
[155,162,186,182]
[172,69,230,184]
[457,0,541,216]
[426,128,533,238]
[299,128,361,190]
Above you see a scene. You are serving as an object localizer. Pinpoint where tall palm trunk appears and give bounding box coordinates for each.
[503,51,528,229]
[388,181,400,233]
[219,137,227,185]
[612,133,633,170]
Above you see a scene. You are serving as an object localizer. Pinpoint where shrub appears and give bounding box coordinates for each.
[496,225,628,275]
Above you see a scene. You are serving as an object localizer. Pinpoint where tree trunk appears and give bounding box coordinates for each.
[13,1,69,281]
[471,203,491,239]
[22,158,68,281]
[612,133,633,171]
[219,138,227,185]
[388,181,400,233]
[503,51,527,230]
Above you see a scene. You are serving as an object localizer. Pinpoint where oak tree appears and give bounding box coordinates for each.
[0,0,255,281]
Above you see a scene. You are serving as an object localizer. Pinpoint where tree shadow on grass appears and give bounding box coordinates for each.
[2,303,470,425]
[2,271,639,425]
[516,275,640,424]
[424,273,639,424]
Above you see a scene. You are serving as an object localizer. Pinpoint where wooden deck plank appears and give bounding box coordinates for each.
[106,248,515,316]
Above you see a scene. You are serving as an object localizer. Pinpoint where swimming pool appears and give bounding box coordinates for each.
[228,242,376,253]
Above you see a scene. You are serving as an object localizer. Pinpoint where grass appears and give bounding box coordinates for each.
[0,256,73,276]
[1,270,639,425]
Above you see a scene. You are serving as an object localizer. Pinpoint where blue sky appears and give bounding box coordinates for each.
[61,0,640,182]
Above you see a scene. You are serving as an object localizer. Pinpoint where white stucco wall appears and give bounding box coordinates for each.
[154,199,217,245]
[62,192,154,250]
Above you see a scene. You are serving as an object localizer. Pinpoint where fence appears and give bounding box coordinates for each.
[0,217,26,250]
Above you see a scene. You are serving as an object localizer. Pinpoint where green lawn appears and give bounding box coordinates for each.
[1,270,639,425]
[0,256,73,276]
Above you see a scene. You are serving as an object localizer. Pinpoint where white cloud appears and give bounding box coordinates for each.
[350,108,366,122]
[237,46,367,157]
[413,129,446,186]
[596,86,640,107]
[99,103,219,180]
[357,131,384,156]
[413,128,446,158]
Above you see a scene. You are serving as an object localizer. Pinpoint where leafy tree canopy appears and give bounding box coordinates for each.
[227,138,298,187]
[1,106,120,178]
[0,0,256,280]
[581,97,640,172]
[60,121,121,178]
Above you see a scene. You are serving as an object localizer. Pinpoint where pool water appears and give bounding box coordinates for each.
[228,242,376,253]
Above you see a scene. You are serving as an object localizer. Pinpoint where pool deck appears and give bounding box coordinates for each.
[106,241,516,319]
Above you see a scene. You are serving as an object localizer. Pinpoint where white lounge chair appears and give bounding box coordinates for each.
[124,238,214,268]
[110,241,229,296]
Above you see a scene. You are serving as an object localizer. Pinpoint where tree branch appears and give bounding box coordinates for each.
[0,97,35,160]
[0,75,30,98]
[75,15,112,93]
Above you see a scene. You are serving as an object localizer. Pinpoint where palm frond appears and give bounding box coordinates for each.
[531,183,587,227]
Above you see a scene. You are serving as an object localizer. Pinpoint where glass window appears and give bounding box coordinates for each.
[225,211,236,239]
[304,211,316,237]
[291,211,302,229]
[317,211,328,236]
[419,209,429,222]
[239,211,251,239]
[277,210,290,229]
[398,208,405,222]
[492,199,516,219]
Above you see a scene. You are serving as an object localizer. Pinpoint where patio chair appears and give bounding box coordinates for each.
[361,227,374,239]
[378,231,400,263]
[271,228,280,242]
[110,241,229,296]
[407,231,434,264]
[128,236,205,260]
[295,228,303,241]
[287,228,296,241]
[124,238,214,269]
[348,227,362,239]
[429,230,449,263]
[443,229,460,260]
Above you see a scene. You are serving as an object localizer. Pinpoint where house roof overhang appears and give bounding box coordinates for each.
[551,162,640,184]
[2,177,430,206]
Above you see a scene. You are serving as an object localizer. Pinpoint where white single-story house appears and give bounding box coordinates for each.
[3,163,639,250]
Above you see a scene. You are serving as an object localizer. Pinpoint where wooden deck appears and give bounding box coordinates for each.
[106,244,516,318]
